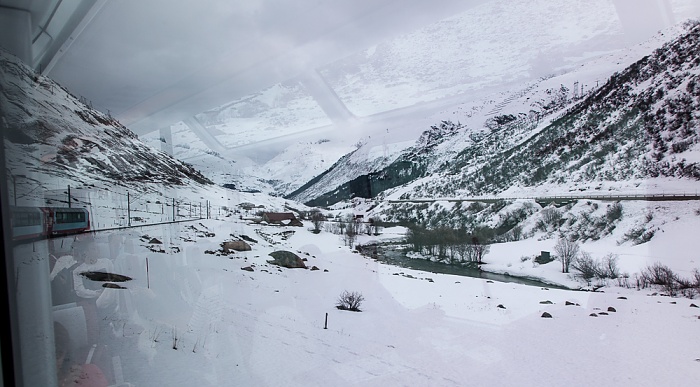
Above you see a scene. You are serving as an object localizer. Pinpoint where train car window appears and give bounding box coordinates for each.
[12,211,41,228]
[2,1,700,387]
[54,211,85,224]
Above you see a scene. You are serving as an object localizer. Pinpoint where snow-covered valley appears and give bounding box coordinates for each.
[3,2,700,386]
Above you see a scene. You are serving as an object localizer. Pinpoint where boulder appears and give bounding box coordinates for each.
[541,312,553,318]
[607,307,616,312]
[267,251,307,269]
[222,240,252,252]
[241,266,254,272]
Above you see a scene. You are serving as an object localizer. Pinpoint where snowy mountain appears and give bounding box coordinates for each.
[1,48,212,203]
[194,81,332,148]
[290,21,700,207]
[139,123,356,197]
[405,20,700,199]
[139,0,685,196]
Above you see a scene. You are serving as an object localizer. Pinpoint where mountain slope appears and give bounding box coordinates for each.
[406,20,700,199]
[291,21,700,206]
[1,48,212,200]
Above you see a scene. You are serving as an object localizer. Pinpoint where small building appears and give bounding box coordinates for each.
[261,212,302,227]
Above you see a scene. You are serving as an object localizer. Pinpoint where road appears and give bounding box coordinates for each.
[388,193,700,204]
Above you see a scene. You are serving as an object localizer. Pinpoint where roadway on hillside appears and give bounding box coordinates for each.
[388,193,700,204]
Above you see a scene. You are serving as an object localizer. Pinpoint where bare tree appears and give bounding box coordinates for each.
[571,251,596,284]
[310,209,325,234]
[471,236,490,264]
[343,215,359,248]
[368,216,383,235]
[554,238,579,273]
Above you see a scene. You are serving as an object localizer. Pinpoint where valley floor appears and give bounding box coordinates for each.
[41,216,700,387]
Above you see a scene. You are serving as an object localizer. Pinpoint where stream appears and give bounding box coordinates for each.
[367,245,570,290]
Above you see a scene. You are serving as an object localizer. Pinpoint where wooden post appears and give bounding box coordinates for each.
[146,257,150,289]
[324,313,328,329]
[67,185,71,208]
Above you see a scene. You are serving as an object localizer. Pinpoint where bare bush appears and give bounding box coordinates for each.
[600,253,620,279]
[640,262,677,286]
[639,262,679,296]
[336,291,364,312]
[572,252,620,285]
[605,202,623,222]
[571,251,597,283]
[617,272,631,288]
[538,208,562,231]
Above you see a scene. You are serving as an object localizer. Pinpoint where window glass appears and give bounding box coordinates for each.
[2,1,700,386]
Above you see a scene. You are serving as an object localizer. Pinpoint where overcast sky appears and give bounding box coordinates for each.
[43,0,700,137]
[47,0,483,126]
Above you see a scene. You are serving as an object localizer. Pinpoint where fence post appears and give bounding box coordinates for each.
[68,185,71,208]
[172,198,176,221]
[127,191,131,227]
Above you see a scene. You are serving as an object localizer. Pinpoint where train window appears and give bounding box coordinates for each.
[2,1,700,387]
[12,211,41,228]
[54,211,85,224]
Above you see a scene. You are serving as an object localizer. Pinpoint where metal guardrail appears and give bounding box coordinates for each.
[388,193,700,204]
[86,216,206,234]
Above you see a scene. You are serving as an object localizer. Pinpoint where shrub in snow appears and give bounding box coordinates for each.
[605,202,623,222]
[336,291,364,312]
[638,264,700,297]
[537,207,562,231]
[572,252,620,284]
[571,251,597,283]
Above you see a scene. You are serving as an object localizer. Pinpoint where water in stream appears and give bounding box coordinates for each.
[369,246,569,290]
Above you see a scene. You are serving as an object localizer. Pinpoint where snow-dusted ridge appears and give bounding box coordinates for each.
[2,48,212,205]
[291,21,700,207]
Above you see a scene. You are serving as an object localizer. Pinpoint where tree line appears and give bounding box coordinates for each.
[405,225,490,264]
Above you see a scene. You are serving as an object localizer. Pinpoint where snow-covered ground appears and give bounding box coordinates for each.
[31,196,700,386]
